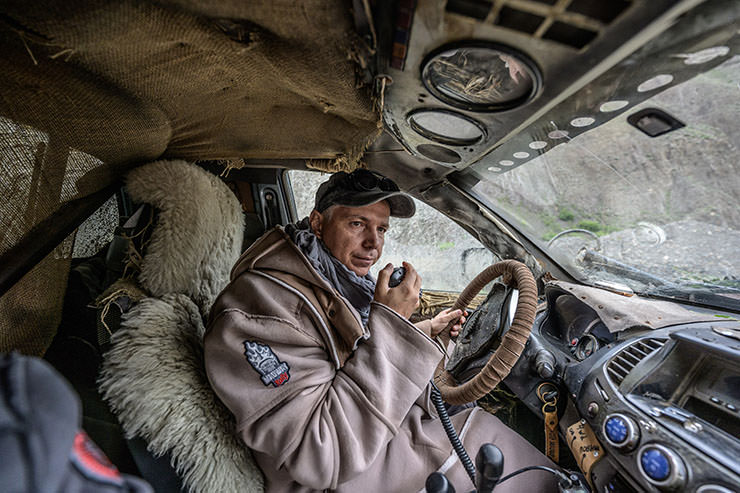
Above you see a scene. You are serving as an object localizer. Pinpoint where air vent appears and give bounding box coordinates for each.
[606,338,667,387]
[497,6,544,34]
[445,0,633,50]
[446,0,492,20]
[542,21,597,49]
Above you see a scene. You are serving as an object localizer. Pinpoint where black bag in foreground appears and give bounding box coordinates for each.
[0,352,153,493]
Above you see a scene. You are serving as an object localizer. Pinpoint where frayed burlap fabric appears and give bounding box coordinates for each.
[0,0,378,355]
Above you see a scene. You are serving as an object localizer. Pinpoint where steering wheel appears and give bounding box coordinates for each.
[433,260,538,405]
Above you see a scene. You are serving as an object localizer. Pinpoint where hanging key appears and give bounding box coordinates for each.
[537,382,560,463]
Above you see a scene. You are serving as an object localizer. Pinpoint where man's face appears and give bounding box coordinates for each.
[310,201,390,277]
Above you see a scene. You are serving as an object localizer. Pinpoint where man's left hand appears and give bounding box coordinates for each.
[429,308,468,338]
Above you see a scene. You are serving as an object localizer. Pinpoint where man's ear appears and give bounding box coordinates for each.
[309,210,323,239]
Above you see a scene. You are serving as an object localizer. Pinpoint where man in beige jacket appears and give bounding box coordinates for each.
[205,170,557,492]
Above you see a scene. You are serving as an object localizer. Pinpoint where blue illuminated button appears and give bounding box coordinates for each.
[605,416,628,443]
[641,448,671,481]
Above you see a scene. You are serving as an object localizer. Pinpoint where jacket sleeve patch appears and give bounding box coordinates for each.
[70,431,124,486]
[243,340,291,387]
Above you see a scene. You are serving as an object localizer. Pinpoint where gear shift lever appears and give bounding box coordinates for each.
[425,443,589,493]
[475,444,504,493]
[426,472,456,493]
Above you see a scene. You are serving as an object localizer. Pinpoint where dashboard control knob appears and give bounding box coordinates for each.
[534,349,556,379]
[603,413,640,451]
[637,444,687,490]
[587,402,599,417]
[641,448,670,481]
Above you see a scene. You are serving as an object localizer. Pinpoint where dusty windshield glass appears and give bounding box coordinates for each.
[470,56,740,306]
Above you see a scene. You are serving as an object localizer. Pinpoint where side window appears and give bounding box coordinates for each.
[287,170,496,292]
[72,195,119,258]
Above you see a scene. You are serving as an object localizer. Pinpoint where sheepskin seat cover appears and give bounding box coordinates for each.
[99,160,263,492]
[125,159,244,315]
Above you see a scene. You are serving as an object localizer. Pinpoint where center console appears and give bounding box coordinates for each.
[575,324,740,492]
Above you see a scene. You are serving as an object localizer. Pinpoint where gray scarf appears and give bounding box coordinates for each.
[285,218,376,325]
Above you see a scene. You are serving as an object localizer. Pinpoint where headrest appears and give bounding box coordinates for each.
[125,160,244,315]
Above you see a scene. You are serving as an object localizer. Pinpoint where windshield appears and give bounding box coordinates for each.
[468,55,740,308]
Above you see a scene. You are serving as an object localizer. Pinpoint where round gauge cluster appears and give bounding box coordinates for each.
[408,110,485,146]
[575,334,600,360]
[421,43,540,112]
[399,41,542,164]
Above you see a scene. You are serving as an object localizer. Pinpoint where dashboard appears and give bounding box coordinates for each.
[455,281,740,492]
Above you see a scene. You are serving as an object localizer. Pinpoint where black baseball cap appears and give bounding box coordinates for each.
[314,169,416,218]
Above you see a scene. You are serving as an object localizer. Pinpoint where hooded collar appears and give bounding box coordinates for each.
[232,227,370,361]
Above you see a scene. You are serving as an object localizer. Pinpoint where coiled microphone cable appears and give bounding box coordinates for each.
[430,381,476,486]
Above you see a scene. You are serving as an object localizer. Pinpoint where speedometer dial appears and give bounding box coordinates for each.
[575,334,600,360]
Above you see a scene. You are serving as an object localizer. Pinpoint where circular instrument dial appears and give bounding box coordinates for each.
[575,334,600,360]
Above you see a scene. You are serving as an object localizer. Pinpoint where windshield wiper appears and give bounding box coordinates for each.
[577,248,676,288]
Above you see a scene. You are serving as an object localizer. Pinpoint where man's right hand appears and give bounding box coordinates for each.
[374,262,421,321]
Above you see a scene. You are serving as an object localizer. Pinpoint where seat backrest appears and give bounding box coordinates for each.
[123,159,244,316]
[98,160,264,492]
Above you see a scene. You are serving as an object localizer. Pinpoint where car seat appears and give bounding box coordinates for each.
[97,160,264,492]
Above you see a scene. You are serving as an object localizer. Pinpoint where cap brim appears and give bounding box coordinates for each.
[332,190,416,218]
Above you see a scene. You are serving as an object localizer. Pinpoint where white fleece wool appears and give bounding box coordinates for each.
[100,160,262,492]
[125,159,244,315]
[99,295,263,492]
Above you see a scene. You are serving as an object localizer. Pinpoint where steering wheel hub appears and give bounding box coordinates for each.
[433,260,537,405]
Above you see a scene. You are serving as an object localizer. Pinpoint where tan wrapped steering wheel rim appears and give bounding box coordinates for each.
[433,259,538,405]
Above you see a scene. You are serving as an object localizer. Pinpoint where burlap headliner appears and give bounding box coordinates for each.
[0,0,378,166]
[0,0,379,355]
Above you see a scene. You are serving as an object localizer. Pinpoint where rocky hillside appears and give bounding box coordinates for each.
[474,56,740,288]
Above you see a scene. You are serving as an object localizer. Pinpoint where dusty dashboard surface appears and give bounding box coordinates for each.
[457,281,740,492]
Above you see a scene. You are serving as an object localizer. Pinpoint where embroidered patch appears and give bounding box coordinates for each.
[243,340,291,387]
[70,431,124,486]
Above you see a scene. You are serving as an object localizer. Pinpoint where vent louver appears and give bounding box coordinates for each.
[445,0,633,50]
[606,338,667,387]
